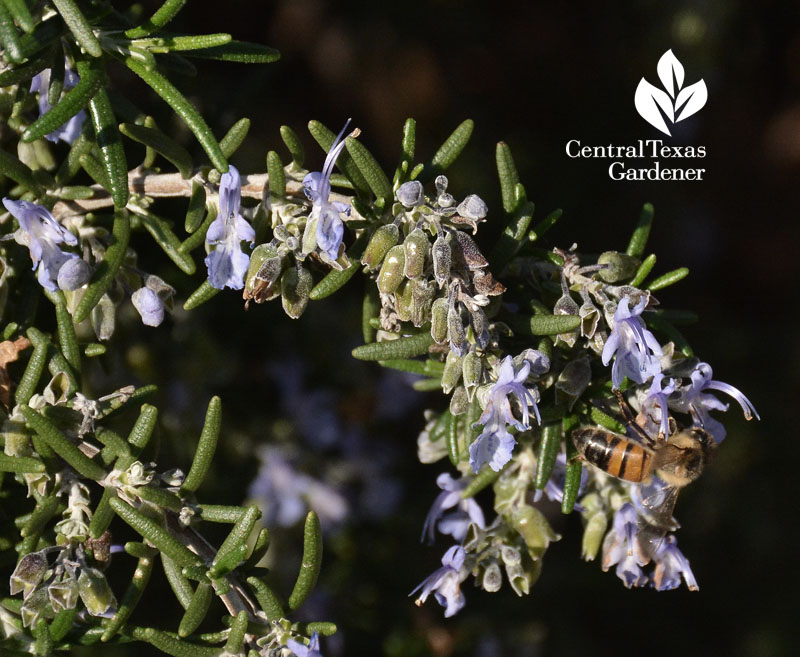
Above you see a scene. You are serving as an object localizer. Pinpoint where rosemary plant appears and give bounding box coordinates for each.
[0,1,759,655]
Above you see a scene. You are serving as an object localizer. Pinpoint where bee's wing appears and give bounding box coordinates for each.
[636,521,667,564]
[632,476,680,562]
[632,476,680,530]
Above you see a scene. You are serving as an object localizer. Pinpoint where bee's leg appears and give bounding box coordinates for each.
[613,389,657,448]
[612,388,637,425]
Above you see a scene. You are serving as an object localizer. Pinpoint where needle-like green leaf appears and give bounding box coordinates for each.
[534,423,562,489]
[629,253,656,287]
[125,57,227,171]
[184,182,207,233]
[420,118,473,181]
[178,581,212,637]
[88,88,129,207]
[14,340,47,406]
[589,406,626,434]
[21,405,106,480]
[496,141,520,214]
[32,618,53,656]
[506,314,581,336]
[47,290,80,373]
[489,199,535,268]
[626,202,654,258]
[130,627,223,657]
[280,125,304,167]
[183,280,220,310]
[346,136,392,201]
[561,438,582,515]
[181,396,222,495]
[242,527,270,569]
[2,0,33,33]
[132,33,231,53]
[0,148,40,191]
[74,209,130,323]
[401,117,416,164]
[182,40,280,63]
[129,205,196,274]
[0,454,46,473]
[0,52,49,87]
[246,576,284,621]
[101,551,156,641]
[178,203,214,254]
[266,150,285,203]
[224,611,248,654]
[88,488,116,539]
[119,122,193,179]
[20,494,60,538]
[49,608,77,643]
[209,505,260,578]
[220,117,250,158]
[0,2,23,63]
[288,511,322,611]
[446,410,459,466]
[51,0,102,57]
[127,403,158,453]
[646,267,689,291]
[55,132,93,185]
[196,505,247,523]
[351,333,434,361]
[109,497,199,568]
[124,0,188,38]
[162,555,193,610]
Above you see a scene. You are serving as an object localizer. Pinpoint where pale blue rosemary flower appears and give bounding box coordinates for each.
[602,296,662,388]
[410,545,467,617]
[651,535,698,591]
[672,362,759,443]
[287,632,323,657]
[642,372,676,437]
[601,503,648,588]
[204,165,255,290]
[469,356,541,473]
[30,65,86,144]
[3,198,89,291]
[303,120,353,261]
[131,287,164,327]
[422,473,486,544]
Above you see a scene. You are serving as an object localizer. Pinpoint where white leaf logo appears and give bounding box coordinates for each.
[635,49,707,136]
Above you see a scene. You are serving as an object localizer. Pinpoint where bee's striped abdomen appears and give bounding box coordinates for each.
[572,428,653,483]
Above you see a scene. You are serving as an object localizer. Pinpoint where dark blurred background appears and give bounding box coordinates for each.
[81,1,799,656]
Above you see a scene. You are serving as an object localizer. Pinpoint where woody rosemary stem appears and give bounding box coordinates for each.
[49,169,362,221]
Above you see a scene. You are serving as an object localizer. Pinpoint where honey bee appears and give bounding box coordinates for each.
[572,390,716,546]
